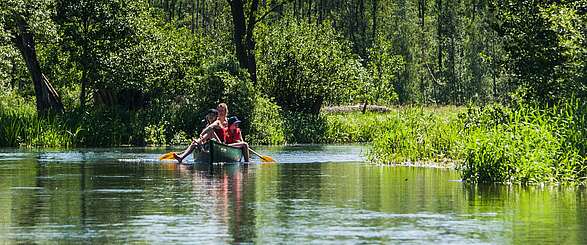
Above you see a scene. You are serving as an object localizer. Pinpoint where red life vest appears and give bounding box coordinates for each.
[214,127,227,143]
[225,128,241,144]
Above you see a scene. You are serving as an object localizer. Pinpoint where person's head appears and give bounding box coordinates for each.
[227,116,241,130]
[217,103,228,118]
[205,108,219,123]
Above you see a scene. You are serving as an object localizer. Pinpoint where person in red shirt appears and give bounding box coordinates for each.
[225,116,250,162]
[174,103,229,163]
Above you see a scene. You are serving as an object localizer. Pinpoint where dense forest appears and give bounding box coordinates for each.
[0,0,585,148]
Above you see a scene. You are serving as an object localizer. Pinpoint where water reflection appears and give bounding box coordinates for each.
[182,163,257,243]
[0,147,586,244]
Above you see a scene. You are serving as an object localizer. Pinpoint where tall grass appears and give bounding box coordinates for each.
[368,101,587,184]
[0,93,75,147]
[368,106,464,164]
[461,101,587,184]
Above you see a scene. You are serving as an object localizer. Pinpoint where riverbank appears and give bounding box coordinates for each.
[2,94,585,184]
[369,102,587,184]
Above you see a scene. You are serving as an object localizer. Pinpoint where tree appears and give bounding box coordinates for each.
[1,0,64,114]
[493,0,586,104]
[226,0,259,84]
[257,20,367,114]
[55,0,144,110]
[226,0,294,85]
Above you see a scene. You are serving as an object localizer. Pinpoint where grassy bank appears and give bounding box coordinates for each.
[3,91,586,184]
[369,102,587,184]
[0,93,389,147]
[460,102,587,184]
[368,106,464,164]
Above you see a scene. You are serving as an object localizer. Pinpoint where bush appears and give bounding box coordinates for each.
[0,92,75,147]
[256,19,368,114]
[247,96,286,145]
[324,112,388,143]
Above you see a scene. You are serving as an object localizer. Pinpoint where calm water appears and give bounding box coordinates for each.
[0,145,586,244]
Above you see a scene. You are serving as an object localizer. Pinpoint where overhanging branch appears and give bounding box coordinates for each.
[254,0,294,25]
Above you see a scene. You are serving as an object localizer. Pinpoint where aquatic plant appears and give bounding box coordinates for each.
[0,93,75,147]
[368,101,587,184]
[461,100,587,184]
[368,106,464,164]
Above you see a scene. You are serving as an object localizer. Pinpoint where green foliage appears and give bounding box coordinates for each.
[369,102,587,184]
[256,19,368,113]
[281,112,328,143]
[369,107,464,163]
[0,92,75,147]
[461,101,587,184]
[0,0,585,186]
[494,1,587,103]
[144,123,167,146]
[196,69,256,133]
[362,38,403,105]
[324,112,390,143]
[1,0,58,38]
[247,96,286,145]
[251,108,392,145]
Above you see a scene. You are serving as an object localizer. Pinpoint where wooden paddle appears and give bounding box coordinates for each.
[159,152,176,160]
[249,148,276,163]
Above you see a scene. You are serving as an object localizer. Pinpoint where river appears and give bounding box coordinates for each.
[0,145,585,244]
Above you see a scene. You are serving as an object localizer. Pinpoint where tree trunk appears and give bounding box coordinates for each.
[318,0,324,23]
[80,69,89,112]
[372,0,377,43]
[419,0,426,102]
[195,0,200,31]
[191,0,195,33]
[13,17,63,115]
[362,99,368,114]
[308,0,312,23]
[436,0,443,101]
[245,0,259,84]
[228,0,248,70]
[202,0,207,33]
[80,18,90,112]
[228,0,259,84]
[437,0,442,75]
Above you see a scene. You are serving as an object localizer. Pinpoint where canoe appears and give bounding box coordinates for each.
[193,140,243,164]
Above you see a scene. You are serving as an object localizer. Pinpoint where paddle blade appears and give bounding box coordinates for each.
[260,155,276,163]
[159,152,176,160]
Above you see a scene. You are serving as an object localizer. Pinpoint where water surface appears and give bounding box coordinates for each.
[0,145,586,244]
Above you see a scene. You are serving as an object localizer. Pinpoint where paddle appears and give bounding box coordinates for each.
[249,148,276,163]
[159,152,176,161]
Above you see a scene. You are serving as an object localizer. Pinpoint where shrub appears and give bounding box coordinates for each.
[0,92,75,147]
[256,19,368,114]
[247,96,286,145]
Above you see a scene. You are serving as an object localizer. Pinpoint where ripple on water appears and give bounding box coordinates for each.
[9,187,45,190]
[0,152,32,162]
[91,189,145,193]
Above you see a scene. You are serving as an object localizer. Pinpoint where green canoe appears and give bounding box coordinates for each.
[193,140,243,164]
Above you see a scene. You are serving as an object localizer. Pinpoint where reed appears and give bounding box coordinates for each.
[0,95,74,147]
[368,106,464,164]
[461,101,587,184]
[368,101,586,184]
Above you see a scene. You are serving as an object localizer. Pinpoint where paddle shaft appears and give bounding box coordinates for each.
[249,148,275,162]
[249,148,264,158]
